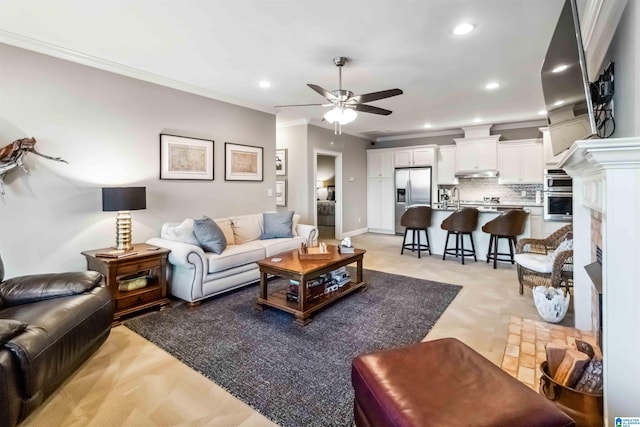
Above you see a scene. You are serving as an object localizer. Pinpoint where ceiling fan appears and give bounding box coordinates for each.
[275,56,403,134]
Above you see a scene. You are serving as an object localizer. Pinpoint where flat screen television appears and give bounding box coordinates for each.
[541,0,597,156]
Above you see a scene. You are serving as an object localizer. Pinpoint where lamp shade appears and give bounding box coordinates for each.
[102,187,146,212]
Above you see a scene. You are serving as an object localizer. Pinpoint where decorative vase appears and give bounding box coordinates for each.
[533,286,570,323]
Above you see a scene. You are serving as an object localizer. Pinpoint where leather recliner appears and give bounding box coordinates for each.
[0,254,113,427]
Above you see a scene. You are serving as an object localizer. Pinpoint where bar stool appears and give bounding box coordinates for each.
[482,209,529,269]
[441,207,479,264]
[400,206,432,258]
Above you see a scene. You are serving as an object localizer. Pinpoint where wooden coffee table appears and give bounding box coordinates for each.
[256,245,366,325]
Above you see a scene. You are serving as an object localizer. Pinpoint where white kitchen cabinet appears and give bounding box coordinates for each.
[454,137,498,172]
[367,149,394,178]
[528,207,543,239]
[436,145,458,185]
[393,146,435,167]
[367,177,394,234]
[497,139,543,184]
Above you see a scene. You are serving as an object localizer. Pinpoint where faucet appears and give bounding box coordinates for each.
[451,186,461,209]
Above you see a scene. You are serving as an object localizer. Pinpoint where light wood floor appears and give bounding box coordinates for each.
[22,232,574,426]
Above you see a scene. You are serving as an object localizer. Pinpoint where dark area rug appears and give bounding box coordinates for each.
[125,269,461,427]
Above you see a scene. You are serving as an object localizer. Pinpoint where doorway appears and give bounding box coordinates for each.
[314,149,342,240]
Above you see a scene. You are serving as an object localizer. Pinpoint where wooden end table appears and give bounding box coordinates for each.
[82,243,171,325]
[256,245,366,325]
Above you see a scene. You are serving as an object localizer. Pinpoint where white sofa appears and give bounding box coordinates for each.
[147,213,317,304]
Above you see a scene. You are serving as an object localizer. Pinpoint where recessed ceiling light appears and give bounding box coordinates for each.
[473,118,482,123]
[259,81,271,88]
[552,65,568,73]
[554,100,564,106]
[485,82,500,90]
[423,123,433,129]
[453,23,474,35]
[538,110,547,115]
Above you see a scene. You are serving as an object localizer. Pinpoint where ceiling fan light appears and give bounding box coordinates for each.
[324,107,358,125]
[323,107,342,124]
[341,108,357,124]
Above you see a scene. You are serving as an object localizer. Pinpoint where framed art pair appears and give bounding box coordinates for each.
[159,134,264,182]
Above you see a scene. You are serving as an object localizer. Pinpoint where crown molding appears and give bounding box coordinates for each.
[0,30,275,115]
[375,128,463,143]
[276,119,310,128]
[492,119,548,130]
[579,0,628,80]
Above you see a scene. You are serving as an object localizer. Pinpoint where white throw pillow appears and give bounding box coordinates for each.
[162,218,200,246]
[292,214,300,236]
[552,239,573,259]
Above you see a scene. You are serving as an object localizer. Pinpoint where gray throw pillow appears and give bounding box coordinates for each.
[193,216,227,254]
[260,211,294,240]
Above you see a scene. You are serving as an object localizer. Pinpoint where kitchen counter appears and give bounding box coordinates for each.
[401,206,536,261]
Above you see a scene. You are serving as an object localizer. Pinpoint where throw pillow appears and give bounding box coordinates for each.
[552,238,573,259]
[193,216,227,254]
[214,218,235,245]
[260,211,294,239]
[0,319,28,345]
[230,214,263,244]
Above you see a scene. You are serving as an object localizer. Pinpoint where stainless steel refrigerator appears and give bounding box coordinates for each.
[394,167,432,234]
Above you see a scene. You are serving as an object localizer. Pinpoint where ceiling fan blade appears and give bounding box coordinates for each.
[351,104,393,115]
[307,84,338,102]
[350,88,403,104]
[274,103,327,108]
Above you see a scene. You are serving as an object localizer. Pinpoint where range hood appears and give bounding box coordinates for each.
[455,170,499,178]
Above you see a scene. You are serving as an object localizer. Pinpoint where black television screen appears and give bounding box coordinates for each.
[541,0,597,156]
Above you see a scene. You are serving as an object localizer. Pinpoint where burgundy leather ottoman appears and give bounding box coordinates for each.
[351,338,575,427]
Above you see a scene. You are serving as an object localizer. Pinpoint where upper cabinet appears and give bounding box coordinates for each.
[454,137,499,171]
[541,126,566,166]
[497,139,543,184]
[436,145,458,185]
[393,146,436,167]
[367,149,394,178]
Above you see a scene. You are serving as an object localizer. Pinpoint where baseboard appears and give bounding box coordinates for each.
[340,228,368,239]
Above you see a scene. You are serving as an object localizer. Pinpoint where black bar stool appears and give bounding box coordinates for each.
[400,206,432,258]
[482,209,528,269]
[441,207,479,264]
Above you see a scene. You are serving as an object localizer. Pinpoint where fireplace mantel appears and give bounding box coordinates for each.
[559,137,640,424]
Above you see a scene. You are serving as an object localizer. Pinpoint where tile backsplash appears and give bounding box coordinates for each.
[440,178,543,203]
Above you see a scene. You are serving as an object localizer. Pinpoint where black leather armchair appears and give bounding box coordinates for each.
[0,254,113,427]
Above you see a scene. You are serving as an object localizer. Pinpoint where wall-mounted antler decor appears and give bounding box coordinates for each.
[0,137,68,194]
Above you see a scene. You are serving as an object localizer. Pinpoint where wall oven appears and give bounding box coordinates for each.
[544,168,572,192]
[544,192,573,221]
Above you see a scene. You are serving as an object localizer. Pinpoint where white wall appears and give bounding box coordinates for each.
[0,44,276,277]
[602,0,640,138]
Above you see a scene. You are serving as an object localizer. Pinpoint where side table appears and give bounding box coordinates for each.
[82,243,171,325]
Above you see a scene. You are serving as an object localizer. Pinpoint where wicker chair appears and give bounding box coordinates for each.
[515,224,573,295]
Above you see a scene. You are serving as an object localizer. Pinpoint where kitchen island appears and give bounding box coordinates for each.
[401,204,537,262]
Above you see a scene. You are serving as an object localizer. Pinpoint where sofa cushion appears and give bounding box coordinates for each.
[514,253,554,274]
[0,319,27,345]
[194,217,227,254]
[260,211,294,239]
[230,214,263,244]
[162,218,200,246]
[251,236,306,258]
[214,218,235,245]
[205,243,266,273]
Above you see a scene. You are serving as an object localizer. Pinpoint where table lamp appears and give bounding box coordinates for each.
[102,187,146,251]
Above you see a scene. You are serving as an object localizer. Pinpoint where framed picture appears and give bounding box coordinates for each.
[160,134,214,180]
[225,143,264,181]
[275,179,287,206]
[276,149,287,176]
